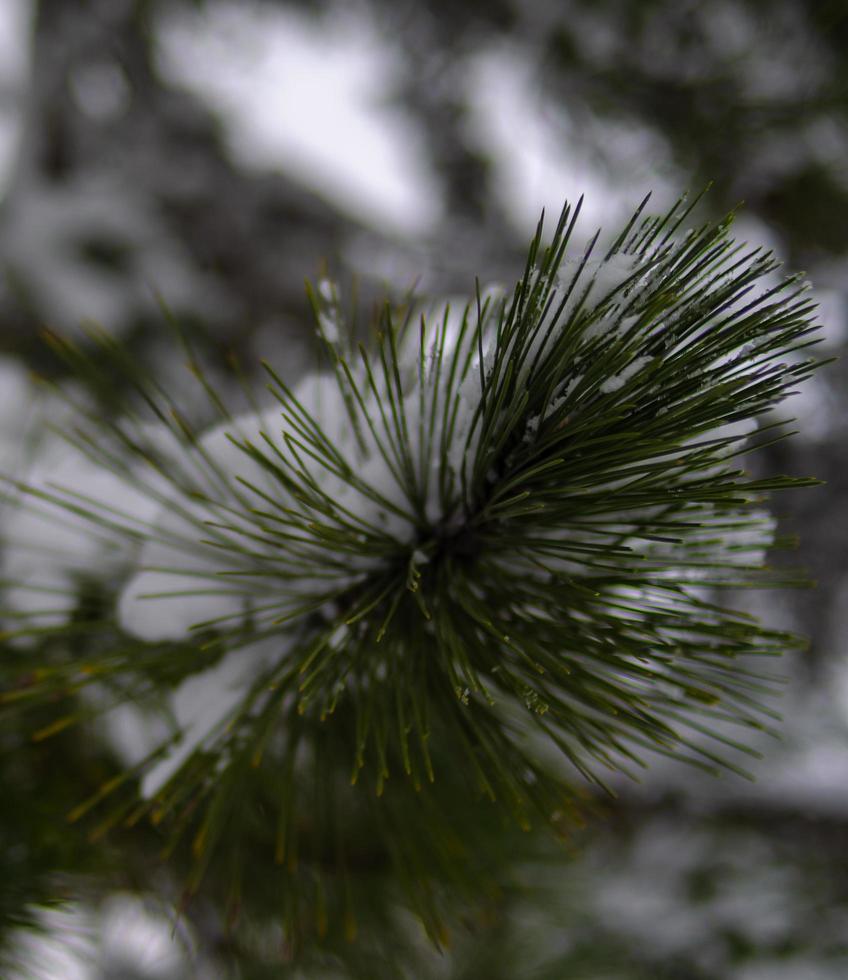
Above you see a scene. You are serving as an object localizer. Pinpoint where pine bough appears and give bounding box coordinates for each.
[0,194,823,941]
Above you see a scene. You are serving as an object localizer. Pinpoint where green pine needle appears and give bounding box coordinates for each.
[0,191,824,942]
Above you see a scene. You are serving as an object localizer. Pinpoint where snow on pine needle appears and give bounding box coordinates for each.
[0,193,823,907]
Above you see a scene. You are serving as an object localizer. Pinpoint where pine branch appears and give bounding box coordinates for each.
[0,192,824,945]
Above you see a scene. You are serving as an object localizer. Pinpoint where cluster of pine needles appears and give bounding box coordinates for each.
[0,191,823,946]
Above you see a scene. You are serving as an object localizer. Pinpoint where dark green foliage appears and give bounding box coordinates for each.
[0,194,823,960]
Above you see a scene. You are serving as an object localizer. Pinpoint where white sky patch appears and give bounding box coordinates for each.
[0,0,32,198]
[0,0,29,85]
[465,44,678,235]
[813,286,847,351]
[0,354,35,474]
[730,214,786,280]
[777,370,834,442]
[155,0,441,237]
[709,214,837,440]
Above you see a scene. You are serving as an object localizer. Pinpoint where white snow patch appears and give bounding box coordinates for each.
[1,176,225,333]
[7,895,192,980]
[141,638,282,797]
[156,1,441,236]
[117,370,421,643]
[1,405,162,641]
[317,308,341,343]
[465,44,675,233]
[599,355,651,393]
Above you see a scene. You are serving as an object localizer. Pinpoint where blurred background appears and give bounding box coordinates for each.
[0,0,847,976]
